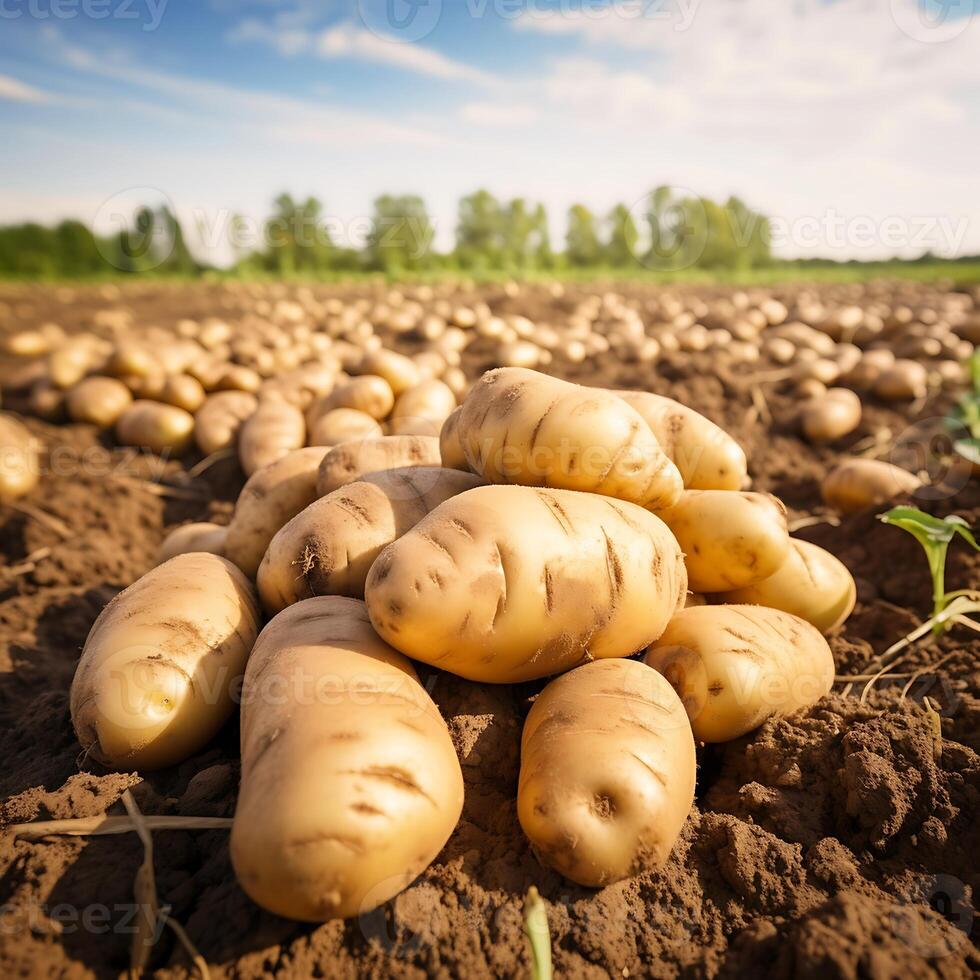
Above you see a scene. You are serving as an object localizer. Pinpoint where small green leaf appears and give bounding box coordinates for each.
[523,887,553,980]
[879,507,965,545]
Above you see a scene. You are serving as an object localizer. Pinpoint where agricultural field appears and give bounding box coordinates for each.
[0,278,978,978]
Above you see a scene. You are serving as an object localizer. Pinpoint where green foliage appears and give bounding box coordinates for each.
[878,507,980,629]
[947,349,980,466]
[367,195,434,273]
[604,204,639,267]
[565,204,602,267]
[523,887,552,980]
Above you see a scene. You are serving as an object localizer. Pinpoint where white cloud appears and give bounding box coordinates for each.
[0,74,49,103]
[460,102,538,126]
[316,24,495,84]
[227,17,313,56]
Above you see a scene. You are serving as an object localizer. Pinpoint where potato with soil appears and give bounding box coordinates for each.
[654,490,790,593]
[230,596,463,921]
[0,413,40,501]
[821,458,921,514]
[389,379,456,437]
[644,604,835,742]
[309,375,394,424]
[69,553,260,770]
[238,399,306,476]
[718,539,856,633]
[309,408,383,447]
[454,368,682,508]
[438,406,470,471]
[66,376,133,428]
[156,522,227,565]
[801,388,862,443]
[517,658,695,887]
[224,447,331,578]
[316,435,441,497]
[259,466,482,611]
[358,349,420,395]
[116,401,195,455]
[611,389,748,491]
[366,485,687,683]
[194,391,258,456]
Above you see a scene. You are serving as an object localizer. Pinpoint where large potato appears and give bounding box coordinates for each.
[654,490,790,593]
[315,435,441,497]
[366,485,687,683]
[224,447,331,578]
[230,596,463,921]
[359,349,420,395]
[644,605,834,742]
[0,413,40,501]
[518,658,695,887]
[801,388,862,443]
[238,399,306,476]
[115,401,195,455]
[194,391,258,456]
[611,389,747,491]
[438,406,470,471]
[66,376,133,428]
[719,539,856,634]
[309,408,383,447]
[156,522,227,565]
[821,458,921,513]
[309,376,394,424]
[389,380,456,437]
[159,374,206,413]
[454,369,682,508]
[259,466,482,611]
[69,553,260,770]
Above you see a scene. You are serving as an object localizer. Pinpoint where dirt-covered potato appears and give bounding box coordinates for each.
[115,401,195,455]
[194,390,258,456]
[0,413,40,500]
[389,380,456,437]
[801,388,862,443]
[438,406,470,471]
[156,522,227,565]
[644,604,835,742]
[873,360,928,401]
[718,539,856,633]
[821,458,921,513]
[66,376,133,428]
[654,490,790,593]
[259,467,482,611]
[230,597,463,921]
[309,375,394,423]
[366,485,687,683]
[454,368,682,508]
[359,349,420,395]
[69,553,260,770]
[315,435,441,497]
[159,373,206,413]
[309,407,383,447]
[518,658,695,887]
[611,389,748,491]
[224,447,331,578]
[238,399,306,476]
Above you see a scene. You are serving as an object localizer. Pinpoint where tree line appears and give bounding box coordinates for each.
[0,187,772,278]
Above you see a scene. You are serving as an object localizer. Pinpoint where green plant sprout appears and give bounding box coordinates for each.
[948,349,980,467]
[523,886,553,980]
[878,507,980,634]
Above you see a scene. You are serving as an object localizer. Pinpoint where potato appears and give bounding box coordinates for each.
[69,553,260,770]
[644,605,835,742]
[115,400,195,455]
[0,413,40,501]
[800,388,862,443]
[194,391,258,456]
[49,339,101,389]
[611,389,748,491]
[159,373,206,413]
[359,349,420,395]
[517,658,695,887]
[438,406,470,471]
[389,380,456,437]
[315,435,441,497]
[873,360,928,401]
[66,376,133,428]
[454,368,682,508]
[309,376,394,424]
[259,467,482,611]
[309,408,383,447]
[238,399,306,476]
[215,364,262,394]
[156,522,227,565]
[654,490,790,593]
[718,540,855,634]
[230,597,463,921]
[224,447,330,578]
[821,458,921,514]
[28,381,66,422]
[366,485,687,683]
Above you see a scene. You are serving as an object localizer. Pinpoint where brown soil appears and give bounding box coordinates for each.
[0,281,978,979]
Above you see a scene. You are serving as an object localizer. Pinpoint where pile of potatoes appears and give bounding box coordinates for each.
[59,364,861,917]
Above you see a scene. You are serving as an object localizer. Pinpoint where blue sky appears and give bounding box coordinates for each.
[1,0,978,262]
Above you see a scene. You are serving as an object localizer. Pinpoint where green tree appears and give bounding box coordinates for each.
[566,204,601,267]
[367,195,434,272]
[604,204,639,267]
[455,189,503,269]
